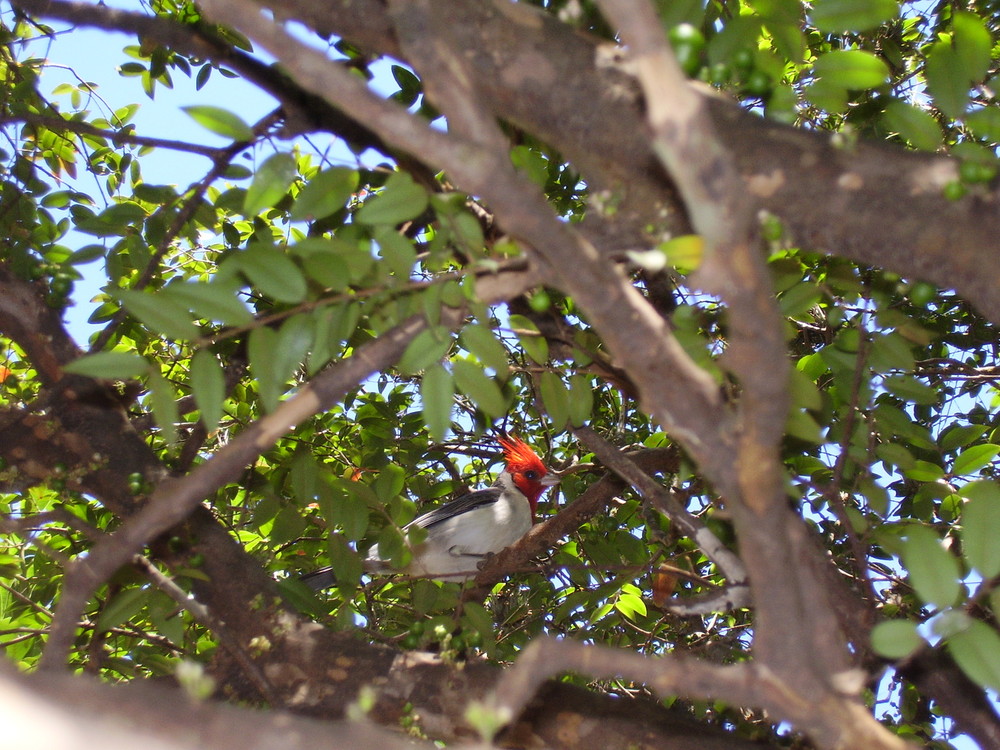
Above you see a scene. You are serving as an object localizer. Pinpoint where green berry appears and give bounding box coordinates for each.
[668,24,706,78]
[942,180,966,201]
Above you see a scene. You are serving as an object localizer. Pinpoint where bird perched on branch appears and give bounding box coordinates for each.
[301,436,558,589]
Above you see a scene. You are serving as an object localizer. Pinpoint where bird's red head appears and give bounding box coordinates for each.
[499,435,556,513]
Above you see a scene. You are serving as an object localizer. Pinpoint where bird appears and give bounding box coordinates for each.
[300,436,558,589]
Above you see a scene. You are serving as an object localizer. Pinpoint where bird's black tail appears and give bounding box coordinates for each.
[299,566,337,591]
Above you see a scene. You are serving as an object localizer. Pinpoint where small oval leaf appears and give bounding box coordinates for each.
[355,172,429,226]
[182,105,253,141]
[899,526,962,609]
[62,351,151,379]
[244,152,297,215]
[814,49,890,90]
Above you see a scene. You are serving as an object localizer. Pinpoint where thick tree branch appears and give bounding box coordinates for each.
[299,0,1000,325]
[2,665,428,750]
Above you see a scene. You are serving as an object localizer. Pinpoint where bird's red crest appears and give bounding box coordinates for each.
[498,435,553,513]
[498,435,545,473]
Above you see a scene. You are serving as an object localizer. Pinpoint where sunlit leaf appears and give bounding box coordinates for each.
[539,371,570,432]
[810,0,897,33]
[952,444,1000,477]
[148,370,179,447]
[882,100,942,151]
[355,171,428,226]
[399,327,452,375]
[871,620,923,659]
[62,351,150,379]
[899,526,962,609]
[421,363,453,443]
[160,280,253,327]
[508,314,549,363]
[244,152,297,215]
[290,167,358,221]
[190,349,225,430]
[961,481,1000,577]
[813,50,889,90]
[452,359,506,418]
[238,245,308,304]
[948,619,1000,692]
[182,105,253,141]
[117,288,201,341]
[459,323,509,374]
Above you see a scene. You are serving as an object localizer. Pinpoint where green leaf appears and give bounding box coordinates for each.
[779,281,823,318]
[940,424,989,454]
[288,451,319,508]
[813,49,890,90]
[903,460,945,482]
[870,619,923,659]
[459,323,509,374]
[883,375,939,405]
[148,371,179,447]
[860,476,890,516]
[290,167,358,221]
[615,589,648,621]
[952,444,1000,476]
[160,280,253,327]
[961,481,1000,577]
[238,245,308,304]
[868,331,915,372]
[508,314,549,363]
[421,363,453,442]
[374,463,406,504]
[786,408,825,444]
[182,105,253,141]
[882,100,942,151]
[249,326,281,412]
[272,313,314,392]
[327,534,364,589]
[300,252,350,291]
[291,237,374,286]
[270,505,307,547]
[787,366,822,411]
[899,526,962,609]
[948,619,1000,692]
[876,442,915,471]
[539,371,570,432]
[568,374,594,428]
[657,234,704,272]
[952,11,993,85]
[452,360,506,418]
[399,327,452,375]
[190,349,225,431]
[96,588,151,633]
[323,477,371,541]
[810,0,897,33]
[965,107,1000,143]
[374,228,417,279]
[354,172,429,226]
[926,44,969,119]
[244,152,297,215]
[117,288,201,341]
[62,351,150,379]
[510,146,548,186]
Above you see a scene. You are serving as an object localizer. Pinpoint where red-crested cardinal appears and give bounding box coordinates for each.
[301,436,558,589]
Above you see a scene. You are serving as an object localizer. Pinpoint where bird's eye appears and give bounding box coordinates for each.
[524,470,538,480]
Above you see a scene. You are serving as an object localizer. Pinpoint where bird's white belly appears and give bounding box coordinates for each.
[409,497,532,578]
